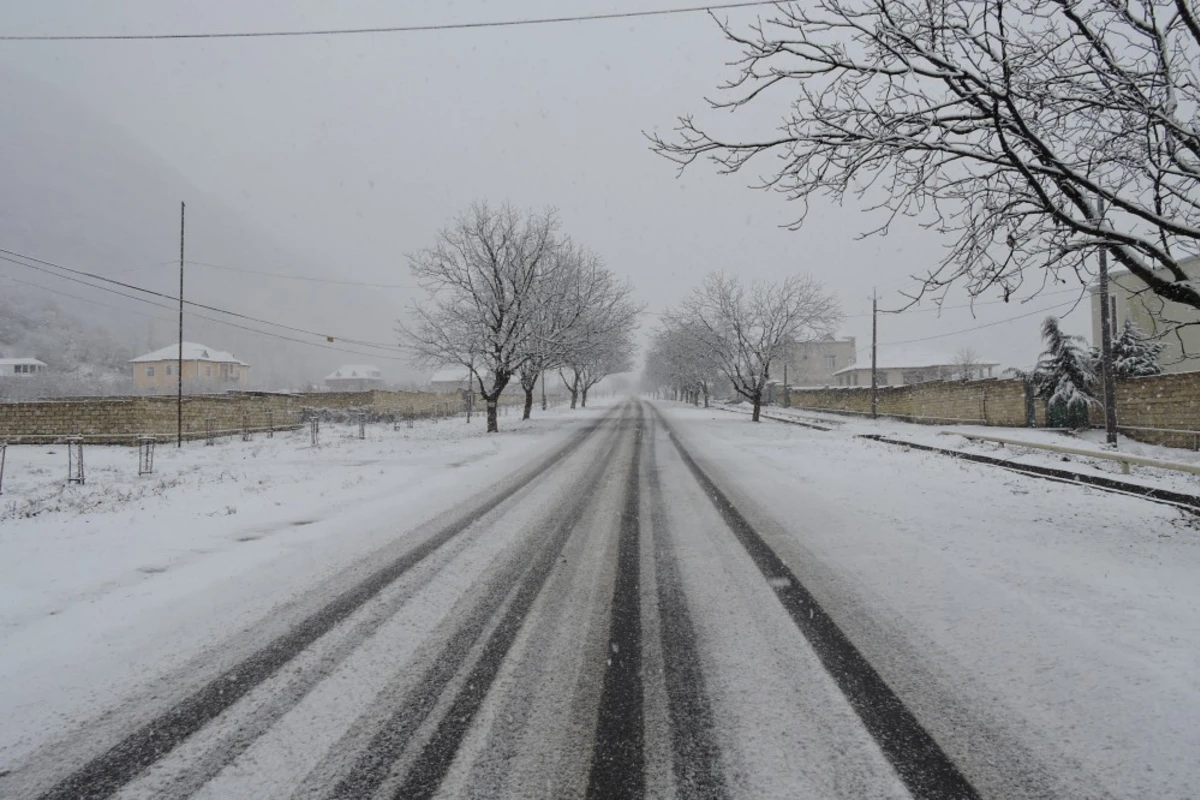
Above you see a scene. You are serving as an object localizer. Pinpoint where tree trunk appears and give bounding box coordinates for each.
[486,399,499,433]
[523,388,534,420]
[703,386,709,408]
[569,389,578,409]
[752,391,762,422]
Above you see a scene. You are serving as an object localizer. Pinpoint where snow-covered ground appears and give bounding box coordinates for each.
[0,404,603,769]
[718,400,1200,497]
[660,403,1200,799]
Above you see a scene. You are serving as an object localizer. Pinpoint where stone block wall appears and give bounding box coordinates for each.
[790,378,1034,425]
[0,389,520,444]
[1101,372,1200,448]
[792,372,1200,445]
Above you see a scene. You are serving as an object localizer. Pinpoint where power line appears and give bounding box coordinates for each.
[858,298,1083,356]
[0,2,779,42]
[0,257,413,362]
[843,287,1083,317]
[0,246,404,351]
[183,259,417,289]
[0,250,411,361]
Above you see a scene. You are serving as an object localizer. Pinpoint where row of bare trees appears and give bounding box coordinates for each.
[400,202,638,432]
[645,272,841,421]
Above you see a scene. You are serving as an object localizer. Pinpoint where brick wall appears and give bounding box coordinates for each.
[0,389,513,444]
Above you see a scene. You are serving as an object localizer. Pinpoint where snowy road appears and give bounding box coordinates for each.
[3,400,1199,799]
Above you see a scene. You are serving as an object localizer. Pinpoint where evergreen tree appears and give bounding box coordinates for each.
[1035,316,1097,413]
[1112,318,1164,378]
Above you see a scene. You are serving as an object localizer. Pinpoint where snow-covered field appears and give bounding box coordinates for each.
[662,403,1200,799]
[0,404,601,769]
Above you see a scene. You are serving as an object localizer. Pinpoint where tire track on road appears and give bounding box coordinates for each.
[322,404,634,799]
[585,401,646,799]
[651,403,981,800]
[643,409,728,800]
[30,409,618,800]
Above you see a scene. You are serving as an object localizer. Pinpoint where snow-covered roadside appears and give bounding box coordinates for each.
[657,403,1200,799]
[0,404,605,768]
[715,400,1200,497]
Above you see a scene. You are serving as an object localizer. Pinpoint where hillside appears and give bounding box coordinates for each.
[0,65,403,391]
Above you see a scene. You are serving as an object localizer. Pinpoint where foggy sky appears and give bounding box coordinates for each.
[0,1,1096,379]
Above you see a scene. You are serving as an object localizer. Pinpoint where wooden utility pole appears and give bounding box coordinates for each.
[870,288,878,419]
[1096,198,1118,445]
[177,202,185,448]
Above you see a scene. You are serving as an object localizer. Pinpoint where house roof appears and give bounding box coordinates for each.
[832,347,998,375]
[325,364,384,381]
[429,366,474,384]
[0,357,47,367]
[129,342,248,365]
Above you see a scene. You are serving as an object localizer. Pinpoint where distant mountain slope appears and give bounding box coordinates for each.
[0,65,401,390]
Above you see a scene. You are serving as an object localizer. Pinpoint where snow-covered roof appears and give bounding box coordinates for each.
[0,357,47,367]
[129,342,248,366]
[429,366,474,384]
[325,364,384,381]
[832,348,998,375]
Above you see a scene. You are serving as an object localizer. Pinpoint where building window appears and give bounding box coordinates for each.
[205,365,212,377]
[825,355,837,369]
[165,364,174,376]
[146,365,155,377]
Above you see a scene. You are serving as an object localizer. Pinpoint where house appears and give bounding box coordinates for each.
[1090,255,1200,373]
[832,348,998,387]
[429,367,474,394]
[324,365,385,391]
[0,357,48,377]
[771,336,857,387]
[129,342,248,392]
[428,366,522,395]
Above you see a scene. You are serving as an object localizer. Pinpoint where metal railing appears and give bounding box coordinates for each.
[947,431,1200,476]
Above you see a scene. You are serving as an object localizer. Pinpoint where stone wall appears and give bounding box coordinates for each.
[0,389,511,444]
[1100,371,1200,448]
[790,377,1037,426]
[792,372,1200,446]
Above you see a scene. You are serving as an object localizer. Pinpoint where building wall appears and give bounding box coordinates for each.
[773,338,857,387]
[1091,260,1200,374]
[132,359,249,392]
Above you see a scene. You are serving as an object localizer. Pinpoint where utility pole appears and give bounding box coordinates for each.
[1096,197,1118,445]
[870,288,878,419]
[177,201,185,448]
[782,348,790,409]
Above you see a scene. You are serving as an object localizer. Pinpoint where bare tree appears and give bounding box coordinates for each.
[561,325,637,408]
[400,202,557,433]
[645,323,723,406]
[650,0,1200,311]
[554,257,640,409]
[665,272,841,421]
[951,347,982,382]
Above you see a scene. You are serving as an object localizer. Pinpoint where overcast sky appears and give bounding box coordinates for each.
[0,0,1096,375]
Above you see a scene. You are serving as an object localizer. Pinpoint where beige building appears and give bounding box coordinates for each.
[325,364,385,391]
[832,348,997,387]
[130,342,249,392]
[772,336,858,387]
[1090,255,1200,373]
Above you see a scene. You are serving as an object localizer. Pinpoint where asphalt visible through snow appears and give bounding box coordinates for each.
[6,399,1056,799]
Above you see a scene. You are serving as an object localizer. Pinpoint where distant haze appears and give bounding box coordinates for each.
[0,1,1095,387]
